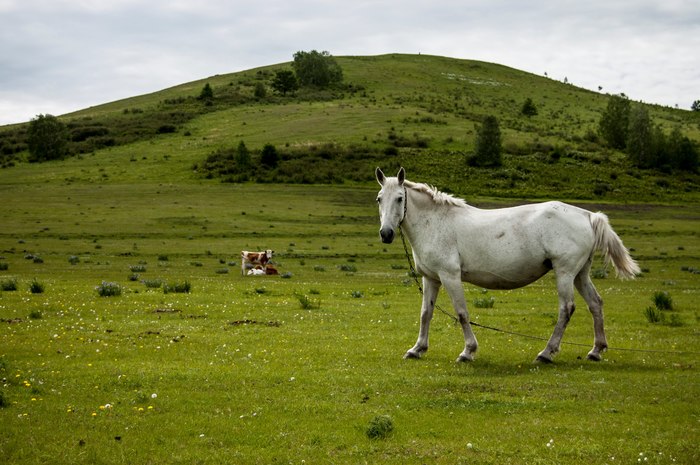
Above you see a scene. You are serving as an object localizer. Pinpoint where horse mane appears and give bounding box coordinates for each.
[404,180,468,208]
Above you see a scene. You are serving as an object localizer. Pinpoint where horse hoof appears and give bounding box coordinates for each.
[456,354,473,363]
[403,351,421,360]
[535,354,553,364]
[586,353,602,362]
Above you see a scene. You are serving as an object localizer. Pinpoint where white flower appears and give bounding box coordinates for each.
[151,393,157,399]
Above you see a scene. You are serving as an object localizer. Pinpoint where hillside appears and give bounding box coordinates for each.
[1,54,698,201]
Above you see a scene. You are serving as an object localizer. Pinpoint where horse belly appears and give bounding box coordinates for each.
[460,263,551,290]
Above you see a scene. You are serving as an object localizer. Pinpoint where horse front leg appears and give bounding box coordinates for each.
[440,274,478,362]
[405,276,440,359]
[537,274,576,363]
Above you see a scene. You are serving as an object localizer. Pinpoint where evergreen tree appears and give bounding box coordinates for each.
[199,83,214,101]
[468,115,502,167]
[668,127,699,172]
[235,141,251,172]
[599,94,630,149]
[272,70,299,95]
[27,114,68,162]
[521,98,538,117]
[626,106,654,168]
[260,143,279,168]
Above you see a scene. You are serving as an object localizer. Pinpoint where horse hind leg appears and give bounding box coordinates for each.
[536,274,576,363]
[575,268,607,361]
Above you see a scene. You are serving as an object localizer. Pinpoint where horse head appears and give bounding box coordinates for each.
[375,167,406,244]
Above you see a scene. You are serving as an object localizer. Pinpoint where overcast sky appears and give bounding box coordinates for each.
[1,0,698,126]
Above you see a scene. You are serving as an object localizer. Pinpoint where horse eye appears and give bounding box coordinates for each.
[396,197,403,204]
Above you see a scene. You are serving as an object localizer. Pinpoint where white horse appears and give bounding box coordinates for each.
[375,167,640,363]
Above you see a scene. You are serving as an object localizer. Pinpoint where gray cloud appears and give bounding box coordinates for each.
[1,0,698,125]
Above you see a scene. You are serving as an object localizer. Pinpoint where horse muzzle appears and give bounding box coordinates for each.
[380,227,395,244]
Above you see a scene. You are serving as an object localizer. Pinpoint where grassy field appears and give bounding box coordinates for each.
[0,53,698,463]
[1,175,698,464]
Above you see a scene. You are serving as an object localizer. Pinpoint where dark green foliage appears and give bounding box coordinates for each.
[260,143,279,168]
[627,106,654,168]
[625,108,698,171]
[27,114,69,162]
[235,141,251,173]
[199,83,214,101]
[366,415,394,440]
[271,70,299,95]
[468,115,502,167]
[29,279,44,294]
[292,50,343,88]
[692,100,700,112]
[667,127,699,172]
[201,142,380,184]
[254,82,267,99]
[521,98,538,117]
[1,279,17,291]
[164,281,191,294]
[96,281,122,297]
[652,291,673,311]
[599,94,630,150]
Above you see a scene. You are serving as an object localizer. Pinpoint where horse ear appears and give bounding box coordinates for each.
[397,167,405,185]
[376,167,386,186]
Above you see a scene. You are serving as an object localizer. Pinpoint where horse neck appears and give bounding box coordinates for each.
[401,187,443,243]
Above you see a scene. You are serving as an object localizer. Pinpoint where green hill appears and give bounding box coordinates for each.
[1,54,698,201]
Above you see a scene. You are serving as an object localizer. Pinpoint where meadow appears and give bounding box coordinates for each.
[1,178,698,464]
[1,53,698,463]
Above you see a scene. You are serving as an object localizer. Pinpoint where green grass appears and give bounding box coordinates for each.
[0,53,698,463]
[1,177,698,464]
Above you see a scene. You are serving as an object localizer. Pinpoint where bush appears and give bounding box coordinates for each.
[473,296,495,308]
[296,293,320,310]
[644,306,664,323]
[29,279,44,294]
[366,415,394,440]
[96,281,122,297]
[652,291,673,311]
[1,279,18,291]
[142,279,163,289]
[164,281,191,294]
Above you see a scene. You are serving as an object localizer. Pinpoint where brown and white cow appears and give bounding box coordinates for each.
[241,250,273,276]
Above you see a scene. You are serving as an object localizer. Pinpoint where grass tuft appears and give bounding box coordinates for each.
[366,414,394,440]
[96,281,122,297]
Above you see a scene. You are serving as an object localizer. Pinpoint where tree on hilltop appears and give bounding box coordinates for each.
[292,50,343,88]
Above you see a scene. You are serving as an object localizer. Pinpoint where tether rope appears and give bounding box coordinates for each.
[398,226,699,357]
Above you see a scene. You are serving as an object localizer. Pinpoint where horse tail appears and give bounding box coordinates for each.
[590,212,641,280]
